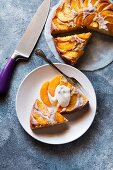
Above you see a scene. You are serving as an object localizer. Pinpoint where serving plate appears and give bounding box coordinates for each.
[16,64,96,144]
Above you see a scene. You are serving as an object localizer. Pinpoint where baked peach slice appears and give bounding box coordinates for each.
[51,18,69,35]
[57,11,74,23]
[76,13,84,27]
[48,75,62,97]
[55,112,68,124]
[56,3,75,23]
[83,0,90,8]
[55,36,73,42]
[99,0,112,3]
[54,33,91,65]
[56,41,77,52]
[40,81,52,106]
[101,10,113,17]
[105,16,113,24]
[70,0,83,12]
[57,92,89,113]
[63,3,76,18]
[96,2,109,12]
[66,94,78,112]
[84,13,97,27]
[30,100,68,129]
[91,0,98,6]
[89,21,99,29]
[78,32,92,39]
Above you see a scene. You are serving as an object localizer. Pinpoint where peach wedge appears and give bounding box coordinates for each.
[40,81,52,106]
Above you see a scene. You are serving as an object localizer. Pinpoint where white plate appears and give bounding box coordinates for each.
[16,64,97,145]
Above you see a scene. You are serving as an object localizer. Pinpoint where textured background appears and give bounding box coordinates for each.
[0,0,113,170]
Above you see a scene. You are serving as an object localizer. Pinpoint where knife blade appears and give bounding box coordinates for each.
[15,0,50,59]
[0,0,50,96]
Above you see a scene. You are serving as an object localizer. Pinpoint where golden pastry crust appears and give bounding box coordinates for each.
[51,0,113,36]
[54,32,91,65]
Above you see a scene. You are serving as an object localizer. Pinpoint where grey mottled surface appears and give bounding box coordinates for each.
[0,0,113,170]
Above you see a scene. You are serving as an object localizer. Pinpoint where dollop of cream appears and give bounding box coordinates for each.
[55,85,71,107]
[48,93,57,105]
[48,85,71,108]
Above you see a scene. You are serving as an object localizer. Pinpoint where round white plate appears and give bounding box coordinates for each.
[16,64,97,145]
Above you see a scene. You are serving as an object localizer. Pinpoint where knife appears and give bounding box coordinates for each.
[0,0,50,95]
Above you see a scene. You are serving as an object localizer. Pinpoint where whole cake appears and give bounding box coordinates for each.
[51,0,113,35]
[51,0,113,64]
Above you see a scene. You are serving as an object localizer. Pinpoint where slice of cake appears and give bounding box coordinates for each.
[30,75,89,129]
[54,32,91,65]
[30,99,68,129]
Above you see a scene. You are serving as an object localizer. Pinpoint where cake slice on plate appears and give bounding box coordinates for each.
[54,32,91,65]
[30,75,89,129]
[30,99,68,129]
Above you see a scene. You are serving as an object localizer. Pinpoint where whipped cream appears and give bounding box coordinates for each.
[48,85,71,108]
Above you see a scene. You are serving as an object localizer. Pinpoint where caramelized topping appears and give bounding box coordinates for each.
[51,0,113,35]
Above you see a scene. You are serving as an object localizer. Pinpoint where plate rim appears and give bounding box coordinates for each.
[16,63,97,145]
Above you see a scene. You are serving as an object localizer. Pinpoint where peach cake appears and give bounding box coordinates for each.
[30,75,89,129]
[51,0,113,65]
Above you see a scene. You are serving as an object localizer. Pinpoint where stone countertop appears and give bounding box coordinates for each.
[0,0,113,170]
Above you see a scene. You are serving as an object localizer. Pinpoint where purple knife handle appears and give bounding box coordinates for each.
[0,57,17,95]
